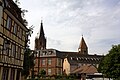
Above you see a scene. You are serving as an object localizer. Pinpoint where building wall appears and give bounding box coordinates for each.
[63,55,103,75]
[0,0,3,27]
[34,57,63,76]
[63,58,70,75]
[0,0,28,80]
[33,49,63,76]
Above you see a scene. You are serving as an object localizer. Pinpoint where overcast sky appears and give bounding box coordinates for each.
[19,0,120,55]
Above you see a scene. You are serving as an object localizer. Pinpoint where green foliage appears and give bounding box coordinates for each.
[98,44,120,79]
[22,48,34,78]
[22,26,34,78]
[54,74,76,80]
[39,69,46,77]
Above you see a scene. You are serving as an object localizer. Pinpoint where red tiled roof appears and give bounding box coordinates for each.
[72,64,98,74]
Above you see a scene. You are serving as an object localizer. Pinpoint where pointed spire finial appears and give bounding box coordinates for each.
[41,20,42,23]
[82,34,83,37]
[41,17,43,23]
[41,19,43,23]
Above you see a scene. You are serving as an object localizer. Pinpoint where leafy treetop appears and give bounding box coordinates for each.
[98,44,120,80]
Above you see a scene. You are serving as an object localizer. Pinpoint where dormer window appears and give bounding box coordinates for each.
[5,0,8,7]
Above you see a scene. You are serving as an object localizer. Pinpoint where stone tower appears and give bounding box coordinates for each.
[78,36,88,55]
[35,21,46,50]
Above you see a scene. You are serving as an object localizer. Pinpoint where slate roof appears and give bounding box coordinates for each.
[62,52,103,65]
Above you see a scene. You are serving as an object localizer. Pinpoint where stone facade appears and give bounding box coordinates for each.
[0,0,28,80]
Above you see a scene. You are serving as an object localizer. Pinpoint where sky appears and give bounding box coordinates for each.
[18,0,120,55]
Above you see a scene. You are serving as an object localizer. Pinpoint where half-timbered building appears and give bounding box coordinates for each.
[0,0,28,80]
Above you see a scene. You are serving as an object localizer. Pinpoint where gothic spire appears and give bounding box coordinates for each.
[39,20,44,38]
[35,20,46,50]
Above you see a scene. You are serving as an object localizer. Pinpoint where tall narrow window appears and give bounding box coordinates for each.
[2,68,9,80]
[17,26,20,37]
[57,58,62,66]
[16,70,20,80]
[3,40,10,56]
[11,44,16,57]
[48,69,51,75]
[13,23,17,34]
[6,17,12,30]
[10,69,15,80]
[17,47,21,59]
[42,59,45,65]
[19,28,22,38]
[48,58,52,65]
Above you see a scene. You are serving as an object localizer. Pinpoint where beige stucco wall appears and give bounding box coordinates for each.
[63,58,70,75]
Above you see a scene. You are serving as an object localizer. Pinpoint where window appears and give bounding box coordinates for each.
[13,23,17,34]
[48,58,52,65]
[17,47,21,59]
[19,28,22,38]
[6,17,12,30]
[48,69,51,75]
[0,46,3,61]
[3,40,10,55]
[2,68,9,80]
[42,51,47,56]
[17,26,20,37]
[5,0,8,7]
[42,59,45,65]
[57,58,62,66]
[48,51,52,55]
[10,69,15,80]
[16,70,20,80]
[58,68,61,75]
[11,44,16,57]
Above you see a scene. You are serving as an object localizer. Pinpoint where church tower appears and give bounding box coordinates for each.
[78,36,88,55]
[35,21,46,50]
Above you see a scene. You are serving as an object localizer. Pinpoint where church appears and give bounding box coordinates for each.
[32,21,103,78]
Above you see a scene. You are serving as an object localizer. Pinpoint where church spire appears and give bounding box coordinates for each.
[39,20,44,38]
[78,36,88,55]
[35,20,46,50]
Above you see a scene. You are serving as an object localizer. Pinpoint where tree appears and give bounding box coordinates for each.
[22,48,34,78]
[98,44,120,80]
[21,26,34,79]
[39,69,46,79]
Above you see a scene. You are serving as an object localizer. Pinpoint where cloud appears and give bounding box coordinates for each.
[20,0,120,54]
